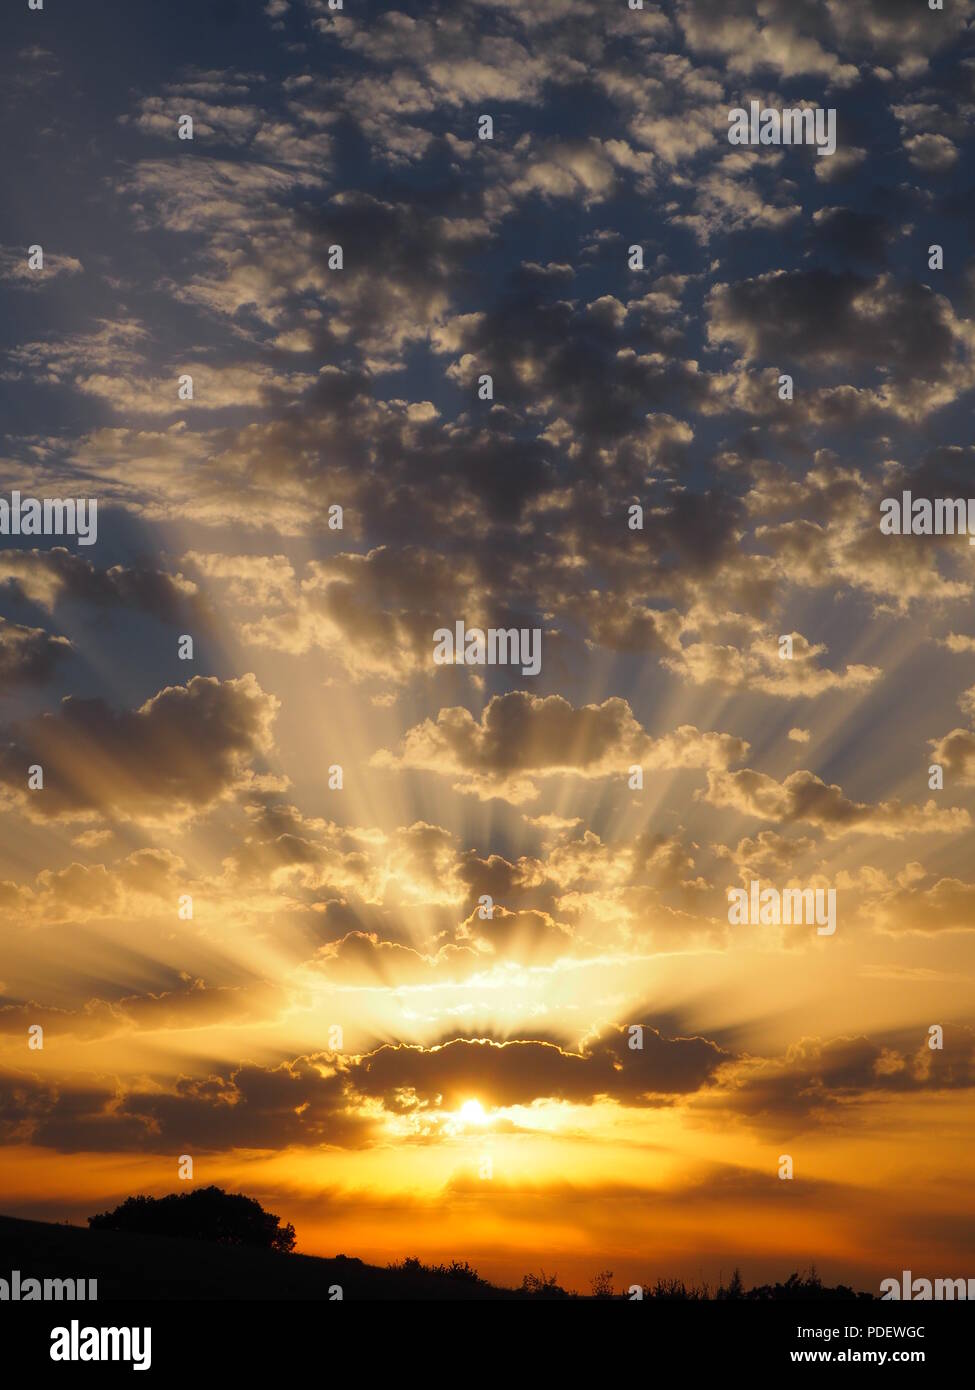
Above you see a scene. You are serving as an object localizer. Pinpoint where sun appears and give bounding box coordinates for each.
[458,1099,487,1125]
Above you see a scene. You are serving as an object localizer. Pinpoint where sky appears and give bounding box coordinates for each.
[1,0,974,1296]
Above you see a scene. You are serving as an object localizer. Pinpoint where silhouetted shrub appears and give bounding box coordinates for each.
[643,1277,711,1301]
[387,1257,487,1284]
[88,1186,296,1253]
[635,1266,869,1301]
[744,1269,865,1301]
[520,1270,573,1299]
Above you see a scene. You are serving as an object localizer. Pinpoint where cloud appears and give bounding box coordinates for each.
[488,136,654,212]
[672,151,802,244]
[903,132,959,173]
[707,271,963,389]
[710,1027,975,1130]
[0,617,72,689]
[0,975,289,1040]
[76,363,313,417]
[0,1054,368,1153]
[0,674,281,825]
[0,847,184,927]
[351,1026,731,1111]
[117,152,489,368]
[0,549,201,624]
[2,1016,972,1153]
[120,71,335,171]
[454,904,574,963]
[715,829,818,882]
[675,0,972,78]
[4,318,150,386]
[813,144,867,182]
[869,875,975,935]
[939,634,975,655]
[663,629,881,697]
[929,727,975,787]
[701,768,969,838]
[674,0,859,81]
[311,931,481,986]
[374,692,749,802]
[0,246,83,287]
[225,545,480,682]
[743,458,973,611]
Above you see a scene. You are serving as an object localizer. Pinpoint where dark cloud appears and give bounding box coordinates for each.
[9,1056,369,1153]
[807,206,892,266]
[0,549,204,626]
[351,1026,730,1111]
[707,270,960,384]
[0,673,279,823]
[2,1022,972,1153]
[0,977,289,1040]
[0,617,71,689]
[711,1027,975,1130]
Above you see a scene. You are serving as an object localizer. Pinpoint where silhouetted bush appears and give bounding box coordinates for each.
[88,1186,296,1253]
[387,1257,487,1285]
[743,1269,866,1301]
[644,1277,711,1301]
[520,1270,573,1299]
[634,1265,870,1301]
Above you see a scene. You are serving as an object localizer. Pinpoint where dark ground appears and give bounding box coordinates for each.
[0,1214,514,1300]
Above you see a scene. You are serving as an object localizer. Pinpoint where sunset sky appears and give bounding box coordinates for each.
[1,0,974,1295]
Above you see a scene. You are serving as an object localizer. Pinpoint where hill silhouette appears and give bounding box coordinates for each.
[0,1212,874,1300]
[0,1213,510,1300]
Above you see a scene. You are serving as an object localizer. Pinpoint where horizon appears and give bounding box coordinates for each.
[0,1206,883,1299]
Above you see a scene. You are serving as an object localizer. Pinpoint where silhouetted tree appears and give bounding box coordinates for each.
[718,1267,745,1300]
[88,1186,296,1253]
